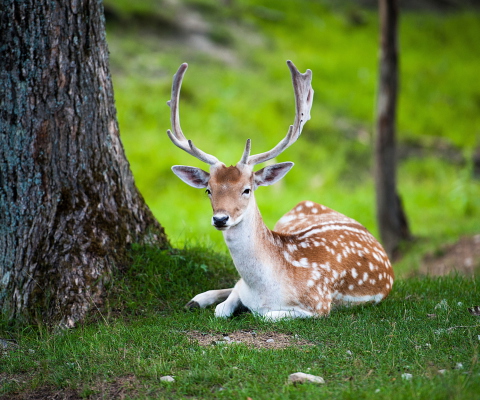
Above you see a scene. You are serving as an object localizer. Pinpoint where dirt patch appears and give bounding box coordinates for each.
[89,375,141,400]
[420,234,480,276]
[0,375,142,400]
[0,387,82,400]
[186,330,314,350]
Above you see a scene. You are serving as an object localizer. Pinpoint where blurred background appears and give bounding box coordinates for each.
[103,0,480,276]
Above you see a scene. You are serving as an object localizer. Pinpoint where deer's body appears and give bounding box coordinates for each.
[166,62,393,320]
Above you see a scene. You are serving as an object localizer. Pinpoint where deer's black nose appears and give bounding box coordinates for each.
[213,215,229,227]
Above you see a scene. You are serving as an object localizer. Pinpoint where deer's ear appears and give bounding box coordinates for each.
[172,165,210,188]
[254,162,294,188]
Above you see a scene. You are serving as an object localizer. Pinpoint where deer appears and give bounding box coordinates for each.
[166,61,394,320]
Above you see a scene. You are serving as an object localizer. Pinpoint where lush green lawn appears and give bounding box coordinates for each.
[106,0,480,271]
[1,245,479,399]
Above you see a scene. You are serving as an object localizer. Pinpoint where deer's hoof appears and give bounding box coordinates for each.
[185,300,200,309]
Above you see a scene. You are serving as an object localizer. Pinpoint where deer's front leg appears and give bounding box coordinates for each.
[214,287,243,318]
[186,288,233,309]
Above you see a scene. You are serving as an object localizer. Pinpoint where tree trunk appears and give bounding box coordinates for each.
[375,0,411,259]
[0,0,168,327]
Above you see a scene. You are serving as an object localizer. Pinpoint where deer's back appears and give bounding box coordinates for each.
[274,201,393,310]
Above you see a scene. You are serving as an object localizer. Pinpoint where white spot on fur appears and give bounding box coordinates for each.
[311,270,321,280]
[351,268,358,278]
[277,214,297,225]
[320,263,331,272]
[299,258,310,267]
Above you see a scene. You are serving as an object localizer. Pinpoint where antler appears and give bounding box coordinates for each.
[241,60,314,167]
[167,63,220,165]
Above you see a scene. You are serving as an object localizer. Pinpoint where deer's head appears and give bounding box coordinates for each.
[167,62,313,231]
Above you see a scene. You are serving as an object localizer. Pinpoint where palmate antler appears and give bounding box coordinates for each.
[166,61,314,167]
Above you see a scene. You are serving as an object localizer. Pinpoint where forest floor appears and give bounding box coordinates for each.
[418,234,480,276]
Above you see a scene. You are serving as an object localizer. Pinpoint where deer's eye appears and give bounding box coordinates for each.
[242,188,251,195]
[205,189,212,195]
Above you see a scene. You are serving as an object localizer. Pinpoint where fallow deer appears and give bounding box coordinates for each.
[166,61,394,320]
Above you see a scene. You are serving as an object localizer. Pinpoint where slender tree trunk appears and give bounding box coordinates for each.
[375,0,411,258]
[0,0,168,327]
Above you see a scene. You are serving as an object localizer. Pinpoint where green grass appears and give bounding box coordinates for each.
[105,0,480,266]
[1,245,479,399]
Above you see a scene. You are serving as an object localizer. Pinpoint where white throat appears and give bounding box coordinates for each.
[221,195,273,286]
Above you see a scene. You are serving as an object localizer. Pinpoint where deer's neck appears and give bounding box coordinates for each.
[222,197,277,286]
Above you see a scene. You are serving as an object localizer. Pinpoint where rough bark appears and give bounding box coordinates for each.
[0,0,168,327]
[375,0,411,258]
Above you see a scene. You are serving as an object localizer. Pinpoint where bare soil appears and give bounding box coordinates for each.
[186,330,315,350]
[420,234,480,276]
[0,375,142,400]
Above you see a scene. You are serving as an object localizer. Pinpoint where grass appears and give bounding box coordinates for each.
[1,245,479,399]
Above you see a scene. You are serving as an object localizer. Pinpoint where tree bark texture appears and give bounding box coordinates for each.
[0,0,168,327]
[375,0,411,258]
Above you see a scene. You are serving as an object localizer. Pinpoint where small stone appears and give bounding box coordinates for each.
[346,350,353,356]
[288,372,325,385]
[455,363,463,369]
[160,375,175,382]
[223,336,231,341]
[401,373,413,380]
[438,369,447,375]
[266,339,274,343]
